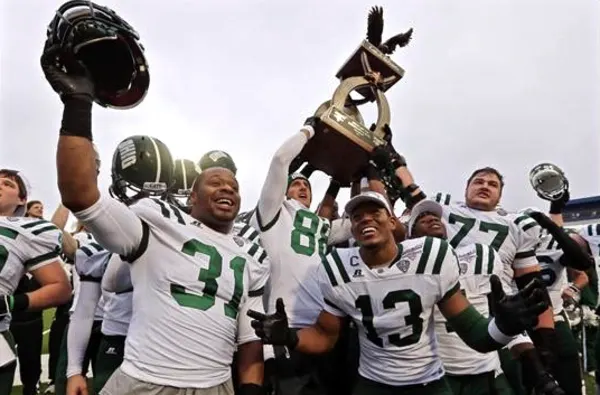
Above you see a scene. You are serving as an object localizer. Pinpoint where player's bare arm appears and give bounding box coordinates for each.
[27,261,71,310]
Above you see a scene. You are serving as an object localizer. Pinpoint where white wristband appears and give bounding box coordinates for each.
[488,318,513,345]
[300,125,315,139]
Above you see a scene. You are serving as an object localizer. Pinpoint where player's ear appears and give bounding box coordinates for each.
[189,190,198,206]
[388,212,397,229]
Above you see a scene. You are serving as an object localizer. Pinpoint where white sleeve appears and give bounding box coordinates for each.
[256,130,311,230]
[66,281,101,377]
[513,215,542,269]
[438,242,461,299]
[317,263,345,317]
[506,333,533,349]
[237,295,265,345]
[73,194,145,258]
[327,218,352,246]
[101,254,132,293]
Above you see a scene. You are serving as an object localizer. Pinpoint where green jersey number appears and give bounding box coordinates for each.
[170,239,246,319]
[448,214,509,251]
[355,290,424,348]
[291,210,330,257]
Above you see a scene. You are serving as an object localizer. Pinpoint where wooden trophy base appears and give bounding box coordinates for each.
[300,106,385,185]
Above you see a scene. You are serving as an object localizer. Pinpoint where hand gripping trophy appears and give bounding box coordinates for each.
[298,6,413,184]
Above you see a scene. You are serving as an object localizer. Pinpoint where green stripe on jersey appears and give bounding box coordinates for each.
[248,243,259,257]
[32,225,58,236]
[521,221,538,232]
[25,251,59,268]
[487,247,495,274]
[80,246,93,257]
[0,226,18,240]
[321,255,338,287]
[514,215,529,226]
[21,219,48,229]
[331,249,351,283]
[416,237,434,274]
[475,243,483,274]
[432,240,449,274]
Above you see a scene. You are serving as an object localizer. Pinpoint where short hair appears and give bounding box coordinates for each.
[466,167,505,188]
[26,200,42,211]
[0,169,27,200]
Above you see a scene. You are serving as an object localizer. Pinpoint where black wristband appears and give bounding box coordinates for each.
[287,328,299,350]
[549,200,564,215]
[406,191,426,209]
[12,294,29,313]
[325,180,341,198]
[60,98,93,140]
[404,184,419,194]
[238,383,265,395]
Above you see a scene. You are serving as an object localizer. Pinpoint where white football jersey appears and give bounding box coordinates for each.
[319,237,460,386]
[0,217,64,331]
[434,243,503,375]
[70,234,106,321]
[433,193,541,290]
[101,254,133,337]
[252,199,330,327]
[121,198,270,388]
[578,224,600,302]
[535,230,568,315]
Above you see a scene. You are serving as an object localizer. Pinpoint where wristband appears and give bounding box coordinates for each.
[60,98,93,140]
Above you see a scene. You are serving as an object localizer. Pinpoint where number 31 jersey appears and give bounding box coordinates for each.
[433,194,541,289]
[122,198,270,388]
[318,236,460,386]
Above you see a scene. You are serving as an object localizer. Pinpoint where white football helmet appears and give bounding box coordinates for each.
[529,163,568,201]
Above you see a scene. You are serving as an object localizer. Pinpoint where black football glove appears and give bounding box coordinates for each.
[304,116,320,130]
[489,275,548,336]
[533,372,565,395]
[370,124,406,171]
[247,298,299,349]
[40,43,95,103]
[549,181,570,214]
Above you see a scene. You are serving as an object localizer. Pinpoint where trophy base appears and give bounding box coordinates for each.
[300,107,385,185]
[335,40,405,101]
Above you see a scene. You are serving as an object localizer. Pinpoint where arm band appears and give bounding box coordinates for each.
[445,305,505,353]
[60,98,93,140]
[11,294,30,313]
[325,180,341,198]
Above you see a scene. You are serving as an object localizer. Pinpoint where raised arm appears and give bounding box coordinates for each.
[256,125,314,229]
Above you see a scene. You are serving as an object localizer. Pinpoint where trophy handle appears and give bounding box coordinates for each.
[330,76,391,141]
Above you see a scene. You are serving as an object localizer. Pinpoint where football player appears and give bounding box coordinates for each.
[248,190,548,395]
[250,121,351,394]
[0,169,72,395]
[66,135,174,395]
[410,200,564,395]
[370,130,557,370]
[43,46,269,395]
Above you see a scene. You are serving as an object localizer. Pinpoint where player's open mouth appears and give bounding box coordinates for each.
[361,226,377,236]
[477,191,490,198]
[299,193,308,199]
[215,198,234,208]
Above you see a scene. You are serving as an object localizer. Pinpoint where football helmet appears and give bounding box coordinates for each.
[167,159,198,212]
[198,150,237,175]
[45,1,149,109]
[529,163,568,202]
[109,135,173,205]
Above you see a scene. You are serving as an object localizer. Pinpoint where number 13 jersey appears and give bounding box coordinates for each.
[121,198,270,388]
[317,236,460,386]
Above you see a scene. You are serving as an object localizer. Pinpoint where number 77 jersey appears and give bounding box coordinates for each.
[433,193,541,282]
[317,236,460,386]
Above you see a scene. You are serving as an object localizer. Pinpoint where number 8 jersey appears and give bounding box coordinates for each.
[317,236,460,386]
[119,198,270,388]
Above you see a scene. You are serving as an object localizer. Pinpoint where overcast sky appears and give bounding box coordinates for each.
[1,0,598,224]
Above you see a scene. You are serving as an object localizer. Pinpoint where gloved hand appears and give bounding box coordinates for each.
[247,298,298,349]
[489,275,548,336]
[40,43,95,103]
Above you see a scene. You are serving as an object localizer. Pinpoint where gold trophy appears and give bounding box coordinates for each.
[299,6,413,184]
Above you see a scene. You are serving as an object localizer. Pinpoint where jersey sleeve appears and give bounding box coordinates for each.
[580,223,600,258]
[328,218,351,246]
[237,293,264,345]
[512,214,542,269]
[74,194,145,259]
[256,131,310,231]
[20,221,64,271]
[433,192,453,206]
[436,240,461,301]
[317,254,345,317]
[75,244,110,283]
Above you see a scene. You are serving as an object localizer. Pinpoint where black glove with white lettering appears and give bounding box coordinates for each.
[489,275,548,336]
[247,298,299,349]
